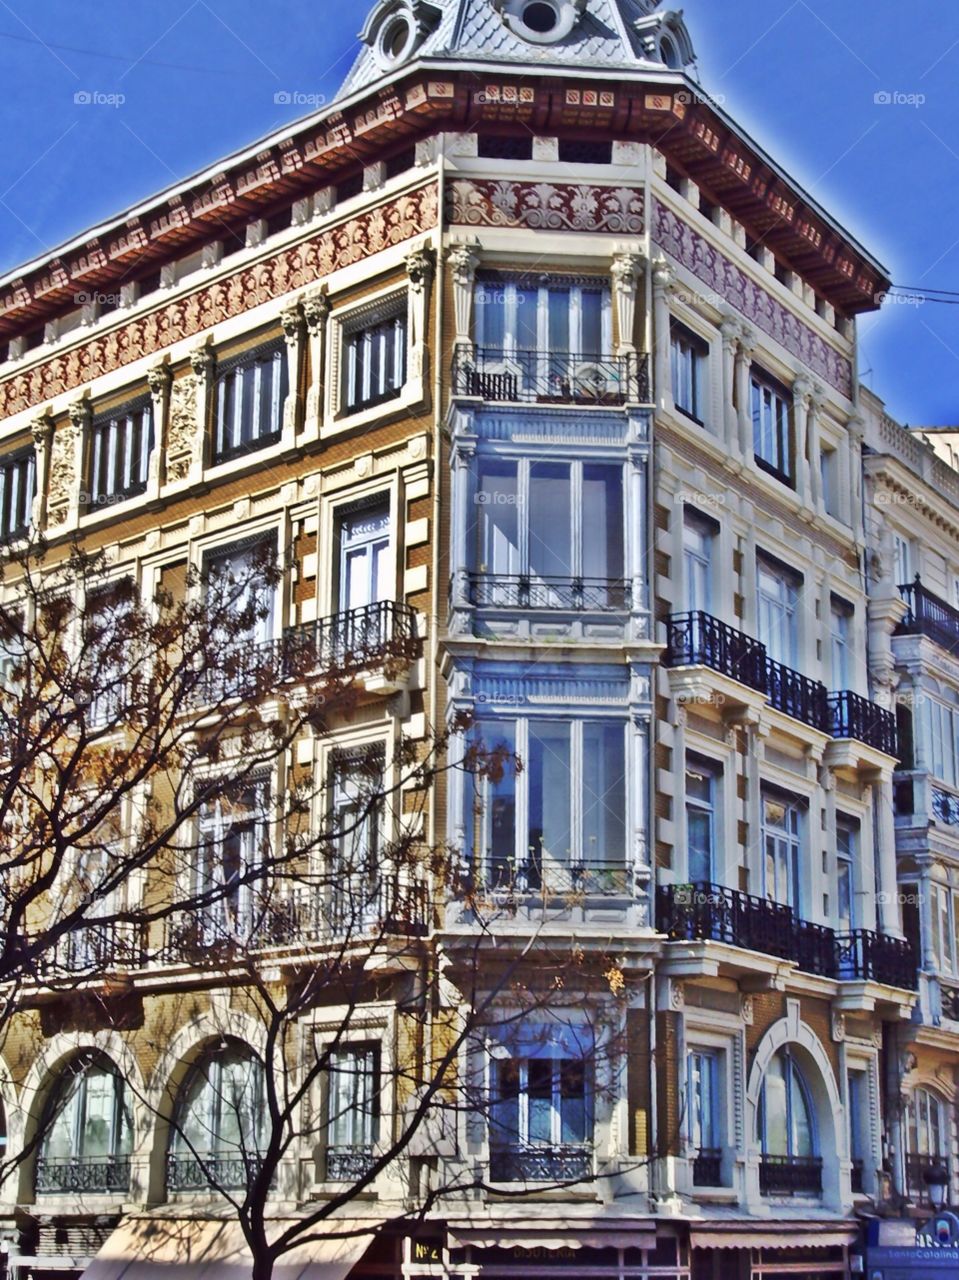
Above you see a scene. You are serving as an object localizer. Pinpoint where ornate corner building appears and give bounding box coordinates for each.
[0,1,951,1279]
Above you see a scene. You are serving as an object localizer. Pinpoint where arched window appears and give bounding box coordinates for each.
[906,1087,950,1201]
[168,1042,264,1192]
[758,1048,821,1195]
[37,1055,132,1194]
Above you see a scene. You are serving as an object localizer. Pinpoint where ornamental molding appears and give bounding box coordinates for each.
[447,179,644,236]
[471,667,631,707]
[0,183,439,420]
[651,198,853,399]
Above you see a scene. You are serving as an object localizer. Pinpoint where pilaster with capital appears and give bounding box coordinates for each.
[280,301,304,447]
[650,257,674,415]
[447,243,481,349]
[808,383,825,510]
[611,249,645,355]
[301,290,330,438]
[146,364,172,496]
[187,346,215,483]
[792,375,813,508]
[29,412,54,532]
[720,315,741,458]
[59,400,90,528]
[846,413,866,544]
[405,245,434,385]
[735,327,756,459]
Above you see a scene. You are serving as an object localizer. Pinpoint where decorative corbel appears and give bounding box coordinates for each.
[301,289,330,437]
[280,301,305,443]
[146,364,172,494]
[447,242,481,349]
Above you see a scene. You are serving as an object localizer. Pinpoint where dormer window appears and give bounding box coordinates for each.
[494,0,587,45]
[361,0,442,70]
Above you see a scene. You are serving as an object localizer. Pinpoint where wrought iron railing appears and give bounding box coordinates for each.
[932,787,959,826]
[167,1151,262,1191]
[473,857,630,898]
[759,1154,823,1196]
[326,1144,376,1181]
[467,574,631,612]
[764,656,829,730]
[656,882,918,988]
[906,1153,947,1202]
[665,611,767,692]
[36,1154,131,1194]
[898,579,959,656]
[489,1143,592,1182]
[828,690,898,756]
[44,921,142,976]
[941,981,959,1023]
[452,345,650,405]
[692,1148,723,1187]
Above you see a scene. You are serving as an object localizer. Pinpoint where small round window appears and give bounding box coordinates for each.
[523,1,560,33]
[660,35,680,68]
[380,15,412,62]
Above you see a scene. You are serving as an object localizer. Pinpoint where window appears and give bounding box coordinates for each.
[671,323,707,423]
[344,310,407,413]
[820,445,838,516]
[762,791,802,910]
[327,747,386,932]
[683,511,714,616]
[205,538,276,646]
[85,583,134,728]
[38,1056,132,1193]
[212,341,287,463]
[0,448,35,542]
[168,1043,265,1190]
[326,1046,379,1180]
[905,1087,949,1200]
[759,1048,819,1195]
[686,1049,721,1185]
[337,503,391,613]
[756,557,799,667]
[474,276,610,356]
[894,534,913,587]
[88,398,153,505]
[829,597,853,690]
[193,776,271,945]
[472,458,624,596]
[848,1069,867,1192]
[686,758,717,885]
[751,370,792,482]
[836,816,857,934]
[924,698,959,789]
[473,718,626,889]
[930,882,959,978]
[476,134,534,160]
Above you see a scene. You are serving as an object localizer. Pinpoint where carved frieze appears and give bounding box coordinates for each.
[447,179,644,235]
[46,422,77,526]
[166,375,198,484]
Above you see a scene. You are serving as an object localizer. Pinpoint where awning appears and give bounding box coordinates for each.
[82,1215,376,1280]
[448,1224,658,1251]
[690,1224,858,1251]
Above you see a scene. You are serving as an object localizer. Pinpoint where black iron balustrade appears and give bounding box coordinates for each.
[475,856,630,898]
[452,344,650,405]
[932,787,959,826]
[167,1151,263,1191]
[326,1144,376,1181]
[46,921,142,975]
[828,690,898,756]
[665,611,767,692]
[897,578,959,655]
[657,882,918,987]
[941,982,959,1023]
[764,655,829,729]
[906,1153,947,1202]
[489,1143,592,1182]
[283,600,418,678]
[36,1154,131,1194]
[467,573,631,612]
[759,1154,823,1196]
[834,929,917,989]
[692,1148,723,1187]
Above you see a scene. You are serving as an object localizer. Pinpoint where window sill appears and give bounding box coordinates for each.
[325,376,425,439]
[753,455,795,489]
[676,406,705,428]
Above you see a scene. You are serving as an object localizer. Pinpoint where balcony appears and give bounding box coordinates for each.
[932,787,959,826]
[167,1152,261,1192]
[665,611,897,754]
[692,1148,723,1187]
[656,882,917,988]
[897,579,959,656]
[467,573,631,612]
[489,1143,592,1182]
[452,345,650,406]
[470,856,630,899]
[759,1154,823,1197]
[326,1144,376,1182]
[36,1154,131,1194]
[906,1153,948,1203]
[43,921,143,977]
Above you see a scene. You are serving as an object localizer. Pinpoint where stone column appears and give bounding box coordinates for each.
[792,375,812,507]
[735,328,756,460]
[302,290,330,438]
[188,346,215,482]
[447,243,481,350]
[146,364,172,497]
[651,257,674,415]
[871,769,904,938]
[29,412,53,532]
[808,383,824,511]
[405,245,435,387]
[280,300,304,447]
[720,315,741,460]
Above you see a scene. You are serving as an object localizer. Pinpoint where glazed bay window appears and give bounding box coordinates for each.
[326,1046,379,1181]
[168,1042,265,1191]
[924,697,959,788]
[0,447,35,543]
[670,322,707,423]
[686,1049,722,1186]
[751,368,792,483]
[201,536,277,701]
[474,275,610,357]
[212,341,287,463]
[490,1042,592,1183]
[344,307,407,413]
[471,458,625,609]
[88,397,153,505]
[472,717,626,892]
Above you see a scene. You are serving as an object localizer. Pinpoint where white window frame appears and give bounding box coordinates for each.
[88,396,154,505]
[751,369,793,483]
[670,321,707,424]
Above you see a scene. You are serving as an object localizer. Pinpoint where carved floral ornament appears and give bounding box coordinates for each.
[447,179,645,236]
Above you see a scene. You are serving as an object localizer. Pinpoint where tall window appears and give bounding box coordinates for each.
[905,1087,949,1200]
[88,398,154,504]
[168,1043,265,1190]
[836,816,857,934]
[194,776,271,944]
[671,323,707,423]
[759,1048,816,1162]
[829,597,852,690]
[683,511,714,616]
[474,277,610,355]
[894,534,913,587]
[686,758,717,885]
[930,882,959,978]
[204,538,276,649]
[213,341,287,463]
[474,718,626,887]
[85,583,134,728]
[751,370,792,482]
[848,1069,867,1192]
[756,557,800,667]
[686,1049,721,1184]
[762,791,801,910]
[326,1047,379,1180]
[327,747,386,932]
[0,448,35,543]
[344,311,407,413]
[472,458,624,594]
[820,445,838,517]
[38,1057,132,1193]
[337,503,391,613]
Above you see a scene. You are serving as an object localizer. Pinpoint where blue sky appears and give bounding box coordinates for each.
[0,0,955,424]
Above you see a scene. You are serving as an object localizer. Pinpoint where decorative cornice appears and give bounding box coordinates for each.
[0,183,438,420]
[447,179,644,236]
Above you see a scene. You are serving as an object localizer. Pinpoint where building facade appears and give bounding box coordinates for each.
[0,2,951,1279]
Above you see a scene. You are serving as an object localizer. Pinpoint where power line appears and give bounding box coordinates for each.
[0,28,245,76]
